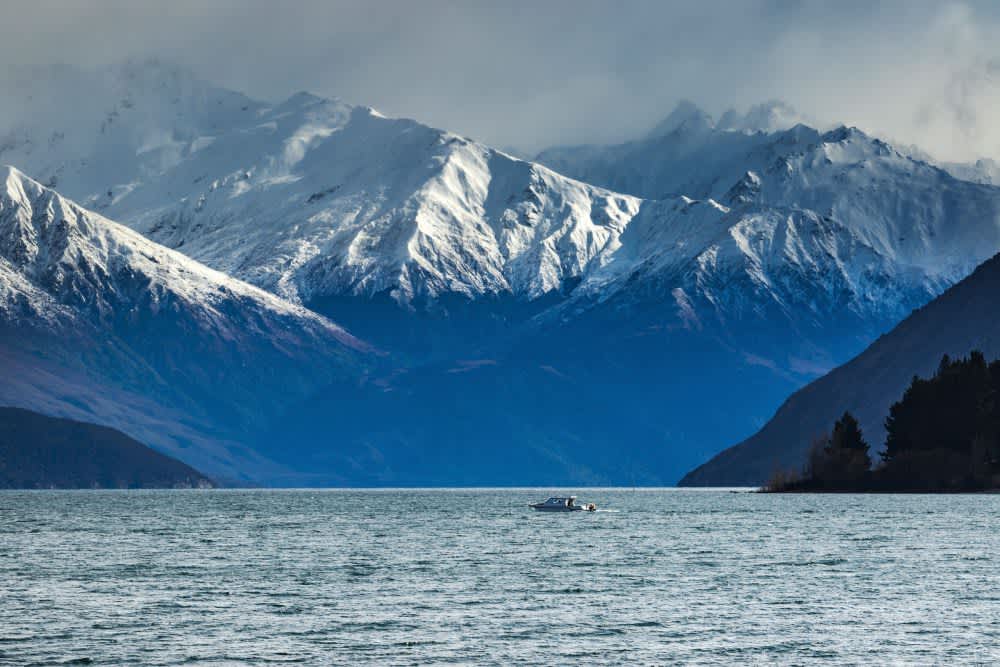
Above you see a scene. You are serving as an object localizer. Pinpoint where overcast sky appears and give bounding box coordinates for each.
[3,0,1000,161]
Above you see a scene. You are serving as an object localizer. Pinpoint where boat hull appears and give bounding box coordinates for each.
[529,504,583,512]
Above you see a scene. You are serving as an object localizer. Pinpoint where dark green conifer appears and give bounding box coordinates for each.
[817,411,870,484]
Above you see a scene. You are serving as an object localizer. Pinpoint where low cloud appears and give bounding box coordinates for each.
[1,1,999,161]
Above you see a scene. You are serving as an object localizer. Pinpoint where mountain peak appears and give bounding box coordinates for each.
[724,170,762,205]
[822,125,868,143]
[0,165,368,351]
[1,164,26,190]
[0,171,377,482]
[718,100,807,134]
[1,165,55,217]
[646,100,714,139]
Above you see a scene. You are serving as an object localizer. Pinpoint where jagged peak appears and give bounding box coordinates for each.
[718,100,807,134]
[0,164,371,349]
[1,165,91,214]
[363,105,388,119]
[644,99,816,141]
[646,100,714,139]
[724,170,762,206]
[813,125,909,164]
[784,122,822,137]
[1,164,25,188]
[1,165,47,204]
[821,125,869,144]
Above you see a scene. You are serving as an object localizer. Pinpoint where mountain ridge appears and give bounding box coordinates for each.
[0,405,214,489]
[0,165,374,481]
[680,250,1000,486]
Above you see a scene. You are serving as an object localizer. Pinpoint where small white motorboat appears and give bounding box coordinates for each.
[529,496,596,512]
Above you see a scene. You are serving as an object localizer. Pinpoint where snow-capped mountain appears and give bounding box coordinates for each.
[9,68,998,351]
[644,99,810,140]
[2,62,639,311]
[535,103,1000,341]
[7,62,1000,483]
[536,100,1000,219]
[0,166,372,481]
[717,100,812,134]
[113,98,642,309]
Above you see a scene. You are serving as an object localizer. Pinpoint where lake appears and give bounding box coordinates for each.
[2,489,999,665]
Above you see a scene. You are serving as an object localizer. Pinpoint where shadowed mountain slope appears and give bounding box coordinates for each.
[681,252,1000,486]
[0,166,373,482]
[0,406,213,488]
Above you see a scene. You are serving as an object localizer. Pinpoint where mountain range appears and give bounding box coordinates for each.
[3,60,999,484]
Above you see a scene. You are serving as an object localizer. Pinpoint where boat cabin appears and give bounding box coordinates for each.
[529,495,596,511]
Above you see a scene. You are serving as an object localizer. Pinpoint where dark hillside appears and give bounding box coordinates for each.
[682,252,1000,486]
[0,407,213,489]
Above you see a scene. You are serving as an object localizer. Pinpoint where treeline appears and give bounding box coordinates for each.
[767,351,1000,492]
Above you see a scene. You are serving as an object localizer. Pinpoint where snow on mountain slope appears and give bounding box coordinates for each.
[10,65,993,332]
[4,66,999,369]
[0,166,371,480]
[566,197,934,325]
[536,103,1000,322]
[3,64,641,308]
[6,65,1000,370]
[554,136,1000,314]
[537,101,1000,230]
[751,127,1000,274]
[102,96,642,307]
[8,64,1000,483]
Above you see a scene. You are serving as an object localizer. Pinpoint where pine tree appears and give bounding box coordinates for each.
[885,352,992,463]
[823,411,871,482]
[828,412,870,462]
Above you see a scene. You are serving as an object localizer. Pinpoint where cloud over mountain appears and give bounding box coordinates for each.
[1,1,999,161]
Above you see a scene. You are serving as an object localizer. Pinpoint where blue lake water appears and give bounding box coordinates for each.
[2,489,999,665]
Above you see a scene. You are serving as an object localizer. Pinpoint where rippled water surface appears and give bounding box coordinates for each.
[2,489,1000,665]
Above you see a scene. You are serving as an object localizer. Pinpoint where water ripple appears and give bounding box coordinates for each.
[2,489,1000,665]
